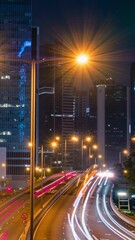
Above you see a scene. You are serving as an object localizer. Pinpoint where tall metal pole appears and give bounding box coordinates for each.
[41,145,43,208]
[89,146,91,167]
[81,139,83,171]
[119,151,122,165]
[30,59,36,240]
[41,145,43,176]
[64,139,67,173]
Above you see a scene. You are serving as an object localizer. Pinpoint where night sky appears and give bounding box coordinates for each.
[33,0,135,85]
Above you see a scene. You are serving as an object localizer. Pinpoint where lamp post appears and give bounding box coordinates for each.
[71,136,78,170]
[81,139,84,171]
[64,139,67,173]
[92,144,98,165]
[85,136,92,168]
[30,59,36,240]
[51,141,58,167]
[81,140,87,171]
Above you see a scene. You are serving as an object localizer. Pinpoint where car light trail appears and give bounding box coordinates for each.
[75,215,88,238]
[96,193,132,240]
[68,173,98,240]
[0,200,17,216]
[0,200,25,223]
[97,176,104,185]
[0,232,9,240]
[81,178,99,240]
[34,172,77,198]
[103,177,108,185]
[103,192,135,238]
[68,213,81,240]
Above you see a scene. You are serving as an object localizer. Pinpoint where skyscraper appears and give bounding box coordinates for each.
[87,82,129,166]
[130,62,135,152]
[0,0,32,186]
[39,42,75,169]
[105,85,129,165]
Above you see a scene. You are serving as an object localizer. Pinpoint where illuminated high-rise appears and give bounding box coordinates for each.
[130,62,135,152]
[0,0,32,186]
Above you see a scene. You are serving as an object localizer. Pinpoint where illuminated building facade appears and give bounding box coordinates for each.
[87,82,129,166]
[130,63,135,134]
[130,62,135,152]
[0,0,32,185]
[39,43,75,169]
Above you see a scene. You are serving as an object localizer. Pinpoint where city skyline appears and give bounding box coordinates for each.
[0,1,135,240]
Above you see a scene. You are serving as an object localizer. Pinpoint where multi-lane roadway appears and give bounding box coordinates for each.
[0,169,135,240]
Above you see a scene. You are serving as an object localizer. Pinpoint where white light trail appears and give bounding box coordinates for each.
[103,194,135,239]
[96,193,132,240]
[68,175,96,240]
[81,178,99,240]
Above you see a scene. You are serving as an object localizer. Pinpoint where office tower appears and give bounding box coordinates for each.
[87,82,129,166]
[39,42,75,169]
[74,90,95,169]
[130,62,135,152]
[74,90,90,135]
[0,0,32,186]
[105,85,129,165]
[88,88,97,138]
[97,84,106,165]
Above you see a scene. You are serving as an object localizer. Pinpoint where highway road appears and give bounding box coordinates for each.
[70,172,135,240]
[0,172,77,240]
[34,176,83,240]
[1,169,135,240]
[33,170,97,240]
[34,170,135,240]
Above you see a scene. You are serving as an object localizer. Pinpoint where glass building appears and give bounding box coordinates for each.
[39,42,76,170]
[130,63,135,136]
[130,62,135,152]
[105,85,129,165]
[0,0,32,185]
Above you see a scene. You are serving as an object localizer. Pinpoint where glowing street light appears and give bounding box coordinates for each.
[85,136,92,142]
[71,136,79,142]
[93,144,98,150]
[51,141,57,148]
[76,54,89,65]
[123,169,128,174]
[131,136,135,142]
[46,167,51,173]
[55,136,60,141]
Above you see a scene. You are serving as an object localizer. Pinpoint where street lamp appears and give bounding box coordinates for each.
[64,139,67,173]
[92,144,98,165]
[85,136,92,167]
[71,136,79,142]
[76,54,89,65]
[51,141,58,167]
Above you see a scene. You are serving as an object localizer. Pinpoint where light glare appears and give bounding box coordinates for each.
[76,54,89,65]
